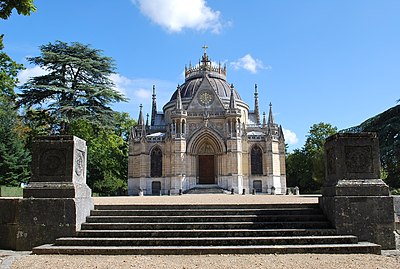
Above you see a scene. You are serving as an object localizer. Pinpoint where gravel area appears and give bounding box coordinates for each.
[5,253,400,269]
[2,195,399,269]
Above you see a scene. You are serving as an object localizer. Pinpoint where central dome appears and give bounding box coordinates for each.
[169,51,241,102]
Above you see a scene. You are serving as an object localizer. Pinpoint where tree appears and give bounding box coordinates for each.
[69,112,136,195]
[304,122,338,156]
[304,122,337,184]
[0,0,36,19]
[18,41,127,134]
[0,95,31,186]
[286,149,317,193]
[0,35,23,99]
[286,122,337,193]
[0,35,31,186]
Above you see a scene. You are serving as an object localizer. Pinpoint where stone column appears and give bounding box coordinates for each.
[319,133,395,249]
[16,136,94,250]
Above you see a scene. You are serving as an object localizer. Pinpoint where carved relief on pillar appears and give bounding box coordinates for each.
[344,145,373,173]
[39,149,67,177]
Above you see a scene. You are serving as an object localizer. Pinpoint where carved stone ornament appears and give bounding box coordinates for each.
[198,142,214,154]
[39,149,66,176]
[198,89,214,106]
[75,150,85,177]
[345,145,373,173]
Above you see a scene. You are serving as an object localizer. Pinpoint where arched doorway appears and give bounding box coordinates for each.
[187,128,226,186]
[198,142,215,184]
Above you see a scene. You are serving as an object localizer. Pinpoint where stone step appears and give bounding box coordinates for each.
[85,214,327,223]
[80,221,332,230]
[31,202,382,255]
[54,235,359,247]
[90,208,323,216]
[94,203,320,211]
[76,228,338,238]
[184,188,227,194]
[32,242,381,255]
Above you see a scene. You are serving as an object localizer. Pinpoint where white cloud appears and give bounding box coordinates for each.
[17,66,49,85]
[282,128,299,145]
[110,73,174,104]
[134,0,223,33]
[109,73,131,95]
[135,88,152,99]
[231,54,269,74]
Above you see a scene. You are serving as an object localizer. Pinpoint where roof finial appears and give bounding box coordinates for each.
[146,113,149,128]
[200,45,210,68]
[202,44,208,54]
[175,84,182,111]
[229,84,236,110]
[268,102,274,126]
[262,112,267,127]
[151,85,157,126]
[138,104,144,127]
[254,83,260,125]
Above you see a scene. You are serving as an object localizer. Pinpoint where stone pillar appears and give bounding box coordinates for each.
[16,136,93,250]
[319,133,395,249]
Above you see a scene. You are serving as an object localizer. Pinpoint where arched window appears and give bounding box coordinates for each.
[182,119,186,134]
[251,145,263,175]
[151,147,162,177]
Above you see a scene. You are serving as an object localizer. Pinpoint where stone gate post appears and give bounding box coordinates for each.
[7,136,93,250]
[319,133,395,249]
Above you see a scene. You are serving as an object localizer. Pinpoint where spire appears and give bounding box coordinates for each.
[262,112,267,127]
[279,125,285,142]
[268,102,274,126]
[175,84,182,111]
[151,85,157,126]
[229,84,236,110]
[146,113,149,128]
[254,84,260,125]
[138,104,144,127]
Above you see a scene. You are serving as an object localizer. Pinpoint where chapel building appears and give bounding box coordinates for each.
[128,49,286,195]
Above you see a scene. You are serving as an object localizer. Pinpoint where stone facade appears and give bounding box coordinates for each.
[319,133,396,249]
[128,49,286,195]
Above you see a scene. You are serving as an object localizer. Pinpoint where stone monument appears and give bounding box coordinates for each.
[0,136,93,250]
[319,133,395,249]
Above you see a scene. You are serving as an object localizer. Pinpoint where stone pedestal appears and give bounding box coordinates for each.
[319,133,395,249]
[0,136,94,250]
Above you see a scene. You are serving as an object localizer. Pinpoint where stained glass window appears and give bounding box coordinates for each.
[151,147,162,177]
[251,145,263,175]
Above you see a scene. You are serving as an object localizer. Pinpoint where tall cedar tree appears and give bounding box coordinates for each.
[18,41,127,134]
[0,36,31,186]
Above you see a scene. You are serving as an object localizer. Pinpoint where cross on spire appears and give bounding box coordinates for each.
[202,44,208,54]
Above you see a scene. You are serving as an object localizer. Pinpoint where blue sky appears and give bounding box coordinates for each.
[2,0,400,150]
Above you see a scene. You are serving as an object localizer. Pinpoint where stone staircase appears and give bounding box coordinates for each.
[32,203,381,255]
[184,185,227,194]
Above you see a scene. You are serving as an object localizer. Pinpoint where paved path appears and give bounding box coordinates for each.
[92,194,320,205]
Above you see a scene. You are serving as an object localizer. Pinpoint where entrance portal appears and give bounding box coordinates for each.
[198,155,215,184]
